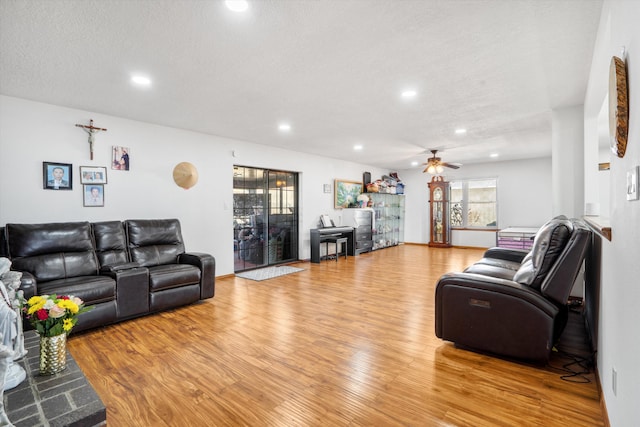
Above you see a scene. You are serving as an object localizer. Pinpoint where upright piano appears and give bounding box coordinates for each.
[310,226,356,263]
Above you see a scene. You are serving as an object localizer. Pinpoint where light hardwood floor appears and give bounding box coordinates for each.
[68,245,604,426]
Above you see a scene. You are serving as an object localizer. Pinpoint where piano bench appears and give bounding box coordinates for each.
[323,236,348,262]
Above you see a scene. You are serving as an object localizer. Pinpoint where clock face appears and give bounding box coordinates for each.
[434,187,443,201]
[609,56,629,158]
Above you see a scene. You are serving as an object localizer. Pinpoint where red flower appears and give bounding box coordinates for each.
[58,295,69,300]
[36,309,49,321]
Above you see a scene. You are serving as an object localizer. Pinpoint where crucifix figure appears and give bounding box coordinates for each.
[75,119,107,160]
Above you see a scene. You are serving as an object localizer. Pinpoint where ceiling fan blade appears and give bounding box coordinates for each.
[442,162,462,169]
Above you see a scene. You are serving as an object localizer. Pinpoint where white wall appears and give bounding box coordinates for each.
[583,1,640,425]
[401,157,553,247]
[552,105,585,218]
[0,95,386,276]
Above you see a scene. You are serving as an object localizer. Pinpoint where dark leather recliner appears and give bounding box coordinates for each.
[435,216,591,362]
[4,218,215,333]
[124,219,215,312]
[6,221,120,332]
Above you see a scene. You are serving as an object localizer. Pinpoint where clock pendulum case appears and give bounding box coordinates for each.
[428,176,452,247]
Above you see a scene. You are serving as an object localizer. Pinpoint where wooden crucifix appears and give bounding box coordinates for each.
[75,119,107,160]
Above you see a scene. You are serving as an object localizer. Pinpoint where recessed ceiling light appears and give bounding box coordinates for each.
[490,153,499,158]
[455,128,467,135]
[278,123,291,132]
[353,145,363,151]
[131,75,152,87]
[411,161,419,167]
[401,90,417,99]
[225,0,249,12]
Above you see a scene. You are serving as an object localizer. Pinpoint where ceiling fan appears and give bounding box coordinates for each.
[422,150,462,174]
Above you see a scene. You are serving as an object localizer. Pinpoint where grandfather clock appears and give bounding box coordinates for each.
[428,176,451,247]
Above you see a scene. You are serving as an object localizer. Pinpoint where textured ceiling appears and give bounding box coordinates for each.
[0,0,602,170]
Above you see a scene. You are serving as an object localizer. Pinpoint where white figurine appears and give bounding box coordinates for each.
[0,340,15,426]
[0,259,25,360]
[0,258,26,392]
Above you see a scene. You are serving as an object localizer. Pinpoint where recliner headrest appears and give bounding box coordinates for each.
[513,218,573,289]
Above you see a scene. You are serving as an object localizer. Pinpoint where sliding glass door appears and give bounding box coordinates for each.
[233,166,298,272]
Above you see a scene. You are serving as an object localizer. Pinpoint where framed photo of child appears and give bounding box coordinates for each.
[83,184,104,207]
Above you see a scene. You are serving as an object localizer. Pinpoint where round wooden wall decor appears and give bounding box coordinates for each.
[609,56,629,158]
[173,162,198,189]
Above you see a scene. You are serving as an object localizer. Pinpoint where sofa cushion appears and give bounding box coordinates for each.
[93,221,129,266]
[473,257,522,271]
[37,275,116,305]
[126,219,185,267]
[464,263,518,280]
[6,222,94,257]
[6,222,98,281]
[513,218,573,289]
[148,264,201,292]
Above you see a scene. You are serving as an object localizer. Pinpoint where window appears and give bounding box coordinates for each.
[450,178,497,228]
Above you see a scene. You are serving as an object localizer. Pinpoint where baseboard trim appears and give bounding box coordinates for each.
[403,242,488,250]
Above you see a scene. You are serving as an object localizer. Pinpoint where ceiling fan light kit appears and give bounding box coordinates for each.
[423,150,461,174]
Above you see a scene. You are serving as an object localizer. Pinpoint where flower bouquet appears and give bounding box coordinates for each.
[23,294,92,375]
[23,294,90,337]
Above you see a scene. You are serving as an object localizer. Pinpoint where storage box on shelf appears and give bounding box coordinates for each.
[496,227,539,250]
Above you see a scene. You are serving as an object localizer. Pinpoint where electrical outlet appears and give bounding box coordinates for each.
[612,367,617,396]
[627,166,639,201]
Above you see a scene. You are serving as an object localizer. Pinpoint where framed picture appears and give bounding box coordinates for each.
[80,166,108,184]
[43,162,73,190]
[334,179,363,208]
[83,184,104,207]
[112,146,130,170]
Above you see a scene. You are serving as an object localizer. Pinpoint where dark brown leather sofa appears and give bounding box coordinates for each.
[2,218,215,333]
[435,216,591,363]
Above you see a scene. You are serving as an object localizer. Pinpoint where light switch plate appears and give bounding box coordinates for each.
[627,166,639,201]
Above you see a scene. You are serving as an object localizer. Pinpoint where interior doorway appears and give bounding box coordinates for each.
[233,166,299,272]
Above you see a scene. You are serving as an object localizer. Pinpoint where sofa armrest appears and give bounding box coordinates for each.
[101,266,150,319]
[482,247,530,263]
[435,272,560,362]
[179,252,215,299]
[18,271,37,300]
[100,262,141,273]
[436,272,558,315]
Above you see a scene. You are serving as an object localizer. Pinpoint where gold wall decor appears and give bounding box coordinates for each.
[173,162,199,189]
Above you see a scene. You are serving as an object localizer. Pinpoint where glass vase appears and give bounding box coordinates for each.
[39,333,67,375]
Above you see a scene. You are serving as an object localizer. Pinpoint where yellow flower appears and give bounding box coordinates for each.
[27,295,44,306]
[63,318,74,332]
[57,299,79,314]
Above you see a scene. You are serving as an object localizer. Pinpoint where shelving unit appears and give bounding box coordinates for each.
[369,193,405,250]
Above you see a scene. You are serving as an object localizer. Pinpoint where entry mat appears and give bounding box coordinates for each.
[236,265,305,281]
